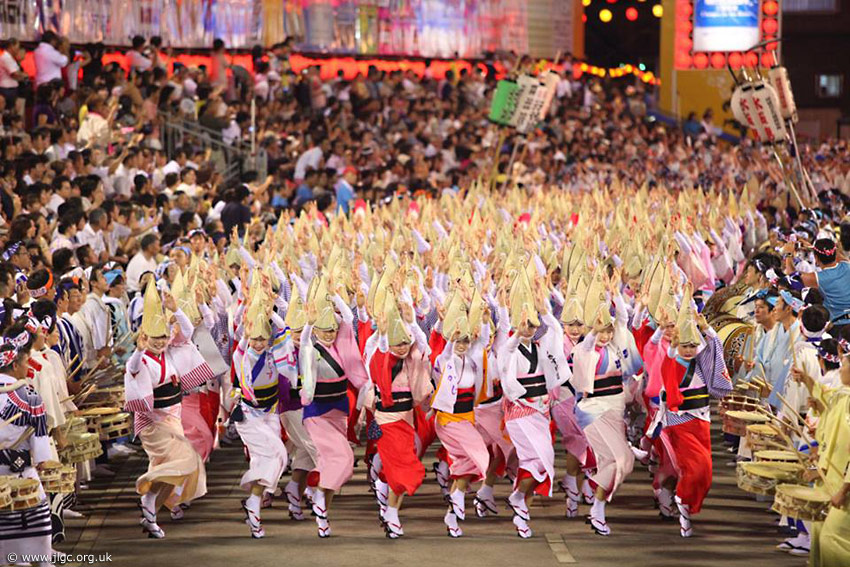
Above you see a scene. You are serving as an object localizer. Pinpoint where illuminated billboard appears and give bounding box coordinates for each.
[693,0,761,52]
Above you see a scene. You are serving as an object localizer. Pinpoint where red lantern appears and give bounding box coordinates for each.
[693,53,709,69]
[675,52,692,68]
[728,52,742,69]
[744,52,758,67]
[626,7,638,20]
[761,52,775,67]
[582,13,588,22]
[762,18,778,35]
[711,53,726,69]
[763,0,778,15]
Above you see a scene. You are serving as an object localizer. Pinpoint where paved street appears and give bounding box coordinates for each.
[59,424,807,567]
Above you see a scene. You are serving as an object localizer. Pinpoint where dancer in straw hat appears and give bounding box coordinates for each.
[571,265,642,536]
[365,289,433,538]
[497,265,570,539]
[299,273,369,538]
[123,279,211,539]
[230,268,294,538]
[658,283,733,537]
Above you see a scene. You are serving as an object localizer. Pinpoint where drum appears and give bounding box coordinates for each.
[746,423,782,452]
[720,393,760,415]
[754,450,799,463]
[736,462,804,495]
[57,465,76,494]
[714,319,754,375]
[703,280,748,323]
[38,461,64,493]
[0,476,12,509]
[720,295,745,316]
[79,386,124,409]
[60,416,88,437]
[79,407,121,438]
[722,410,768,436]
[59,432,103,464]
[772,484,831,522]
[98,412,131,440]
[9,478,40,511]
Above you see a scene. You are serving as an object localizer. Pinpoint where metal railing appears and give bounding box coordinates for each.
[162,113,255,188]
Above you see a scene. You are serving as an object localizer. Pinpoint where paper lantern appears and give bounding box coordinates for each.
[652,4,663,17]
[728,52,743,69]
[762,18,778,34]
[599,8,613,22]
[626,7,639,20]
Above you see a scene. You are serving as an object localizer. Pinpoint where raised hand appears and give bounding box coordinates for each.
[163,292,177,313]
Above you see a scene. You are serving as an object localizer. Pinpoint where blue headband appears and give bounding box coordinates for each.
[2,242,22,261]
[741,288,769,305]
[779,290,805,313]
[104,269,123,286]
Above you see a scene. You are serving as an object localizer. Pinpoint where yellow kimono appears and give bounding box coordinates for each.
[810,384,850,567]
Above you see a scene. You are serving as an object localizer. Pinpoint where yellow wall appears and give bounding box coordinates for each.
[659,0,750,135]
[659,0,676,115]
[673,70,739,133]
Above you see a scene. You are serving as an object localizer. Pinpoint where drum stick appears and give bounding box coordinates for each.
[0,426,35,451]
[763,439,798,453]
[757,406,845,483]
[73,383,98,405]
[0,379,27,394]
[0,413,22,429]
[745,335,755,367]
[80,358,107,383]
[775,391,808,431]
[761,439,811,472]
[766,419,832,489]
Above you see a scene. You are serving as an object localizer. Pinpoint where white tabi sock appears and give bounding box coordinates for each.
[246,494,261,515]
[314,489,326,510]
[375,479,389,502]
[304,486,316,502]
[384,506,400,525]
[477,484,494,501]
[285,480,301,505]
[591,497,606,522]
[508,489,529,518]
[450,489,465,519]
[657,487,675,515]
[141,492,157,514]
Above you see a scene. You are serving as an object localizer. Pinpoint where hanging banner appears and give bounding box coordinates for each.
[0,0,532,56]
